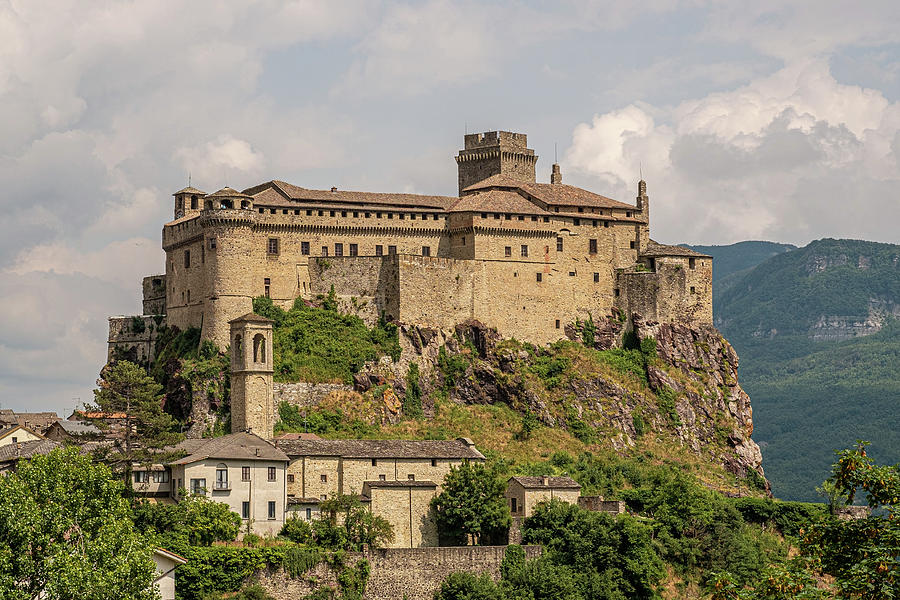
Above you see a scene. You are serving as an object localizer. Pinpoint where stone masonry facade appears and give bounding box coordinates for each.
[109,130,712,357]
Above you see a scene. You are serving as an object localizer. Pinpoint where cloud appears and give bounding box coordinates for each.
[565,59,900,245]
[176,136,267,184]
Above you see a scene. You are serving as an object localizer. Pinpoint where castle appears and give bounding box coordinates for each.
[109,129,711,366]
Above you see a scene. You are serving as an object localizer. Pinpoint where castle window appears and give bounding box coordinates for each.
[329,210,335,217]
[379,474,386,481]
[555,207,560,212]
[556,237,563,252]
[372,458,377,466]
[481,213,487,219]
[592,220,598,227]
[536,272,542,282]
[387,213,393,219]
[294,209,300,215]
[518,215,525,221]
[544,246,549,254]
[377,212,383,218]
[264,278,270,298]
[461,237,466,245]
[568,271,575,276]
[269,208,275,214]
[521,245,528,257]
[593,272,600,283]
[320,474,327,483]
[388,245,397,255]
[399,213,405,220]
[241,465,250,482]
[268,467,276,481]
[341,211,347,217]
[191,196,198,209]
[209,237,217,250]
[689,258,696,269]
[301,242,310,256]
[431,459,437,467]
[578,207,584,213]
[335,243,343,257]
[543,216,550,223]
[589,239,598,254]
[282,209,288,214]
[630,241,636,249]
[555,319,560,329]
[574,218,581,226]
[407,474,415,481]
[187,290,190,303]
[184,250,190,268]
[253,334,266,363]
[410,213,416,220]
[505,246,512,257]
[505,214,511,220]
[353,211,359,218]
[375,245,383,256]
[318,210,324,216]
[201,245,205,264]
[532,216,538,222]
[268,238,280,255]
[614,288,620,297]
[259,207,264,213]
[626,211,632,218]
[494,213,500,219]
[365,212,371,218]
[349,243,358,256]
[321,246,328,256]
[422,246,431,257]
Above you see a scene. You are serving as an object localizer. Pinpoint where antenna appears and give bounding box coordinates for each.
[188,172,192,187]
[639,161,643,180]
[555,143,558,163]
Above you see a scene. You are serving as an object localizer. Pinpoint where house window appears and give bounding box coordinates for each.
[422,246,430,257]
[388,245,397,255]
[569,271,576,277]
[306,508,312,520]
[555,319,560,329]
[184,250,190,268]
[431,459,437,467]
[287,474,295,483]
[215,464,228,490]
[536,272,542,282]
[321,474,327,483]
[505,246,512,257]
[594,273,600,283]
[556,237,563,252]
[349,243,358,256]
[511,497,517,513]
[242,466,251,481]
[209,237,217,249]
[379,474,386,481]
[134,471,149,483]
[301,242,310,256]
[689,258,696,269]
[407,474,415,481]
[268,238,280,255]
[690,286,697,294]
[152,471,170,483]
[335,243,343,256]
[191,196,198,209]
[190,478,206,495]
[242,502,250,519]
[626,211,632,218]
[321,246,328,256]
[574,218,580,226]
[268,467,276,481]
[630,241,636,249]
[371,458,377,466]
[589,239,598,254]
[521,245,528,257]
[375,245,383,256]
[264,277,271,298]
[268,501,276,520]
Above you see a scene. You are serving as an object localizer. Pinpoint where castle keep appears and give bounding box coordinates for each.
[110,130,711,359]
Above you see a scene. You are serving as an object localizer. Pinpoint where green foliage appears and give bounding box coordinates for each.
[527,350,570,389]
[431,462,511,545]
[432,572,504,600]
[176,545,289,600]
[0,447,158,600]
[517,409,539,441]
[201,584,277,600]
[251,296,400,384]
[131,315,147,333]
[656,385,681,426]
[275,402,378,437]
[632,411,647,437]
[580,315,596,348]
[133,493,241,548]
[403,363,423,418]
[595,347,649,385]
[283,546,323,577]
[437,345,470,390]
[280,515,315,545]
[317,495,394,550]
[522,500,664,599]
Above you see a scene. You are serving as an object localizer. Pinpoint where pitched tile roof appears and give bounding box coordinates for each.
[0,439,61,462]
[363,480,437,489]
[448,190,550,215]
[463,175,636,210]
[205,186,252,200]
[173,186,206,196]
[228,312,273,324]
[275,438,485,460]
[643,241,711,258]
[49,421,101,435]
[169,432,288,465]
[246,180,455,210]
[509,476,581,490]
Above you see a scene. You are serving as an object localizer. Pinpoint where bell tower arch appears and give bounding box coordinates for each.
[229,313,274,439]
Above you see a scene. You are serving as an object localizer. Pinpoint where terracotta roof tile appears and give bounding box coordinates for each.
[173,186,206,196]
[247,180,455,210]
[448,190,550,215]
[463,175,635,210]
[0,439,61,462]
[643,241,711,258]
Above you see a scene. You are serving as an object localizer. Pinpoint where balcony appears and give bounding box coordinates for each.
[213,481,231,491]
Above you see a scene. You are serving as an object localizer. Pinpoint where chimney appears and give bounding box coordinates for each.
[541,475,549,486]
[330,186,337,192]
[550,163,562,184]
[255,448,260,457]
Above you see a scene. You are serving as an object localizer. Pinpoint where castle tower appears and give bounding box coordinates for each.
[229,313,275,439]
[456,131,537,194]
[635,179,650,253]
[173,186,206,220]
[550,163,562,184]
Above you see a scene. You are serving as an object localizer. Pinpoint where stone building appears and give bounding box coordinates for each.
[505,476,582,518]
[109,130,712,357]
[0,424,44,447]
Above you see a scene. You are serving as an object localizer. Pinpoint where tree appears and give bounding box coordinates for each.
[432,572,504,600]
[430,462,511,545]
[133,492,241,549]
[0,447,159,600]
[316,494,394,550]
[89,360,183,484]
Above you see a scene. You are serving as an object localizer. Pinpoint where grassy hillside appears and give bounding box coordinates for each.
[706,238,900,501]
[684,241,796,283]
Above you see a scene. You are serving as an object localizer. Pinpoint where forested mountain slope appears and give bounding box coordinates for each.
[703,238,900,500]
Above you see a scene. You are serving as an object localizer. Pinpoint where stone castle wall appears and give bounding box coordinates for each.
[107,315,164,363]
[273,382,355,410]
[256,545,543,600]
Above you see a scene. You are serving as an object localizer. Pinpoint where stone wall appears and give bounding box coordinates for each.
[107,315,165,364]
[142,274,167,315]
[615,256,712,327]
[256,545,543,600]
[577,496,626,514]
[273,382,355,410]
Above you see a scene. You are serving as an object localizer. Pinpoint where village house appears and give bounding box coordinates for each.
[0,439,61,474]
[152,548,187,600]
[0,424,45,447]
[505,475,582,518]
[43,420,102,442]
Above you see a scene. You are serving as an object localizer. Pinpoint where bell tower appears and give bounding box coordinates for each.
[229,313,275,439]
[172,186,206,220]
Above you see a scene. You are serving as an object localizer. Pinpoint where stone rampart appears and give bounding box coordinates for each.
[257,545,543,600]
[273,382,355,410]
[107,315,165,364]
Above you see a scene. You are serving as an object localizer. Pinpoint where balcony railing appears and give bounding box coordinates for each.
[214,481,231,491]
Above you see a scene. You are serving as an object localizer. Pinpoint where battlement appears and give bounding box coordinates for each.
[463,131,531,152]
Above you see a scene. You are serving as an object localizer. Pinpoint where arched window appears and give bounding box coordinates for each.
[234,334,242,354]
[215,463,228,490]
[253,333,266,363]
[241,200,251,209]
[190,195,198,209]
[220,199,234,209]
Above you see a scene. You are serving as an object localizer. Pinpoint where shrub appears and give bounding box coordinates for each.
[403,363,423,418]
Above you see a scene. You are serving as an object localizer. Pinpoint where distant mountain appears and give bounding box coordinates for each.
[684,241,797,282]
[699,238,900,501]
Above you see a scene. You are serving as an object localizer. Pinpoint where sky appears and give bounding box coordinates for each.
[1,0,900,416]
